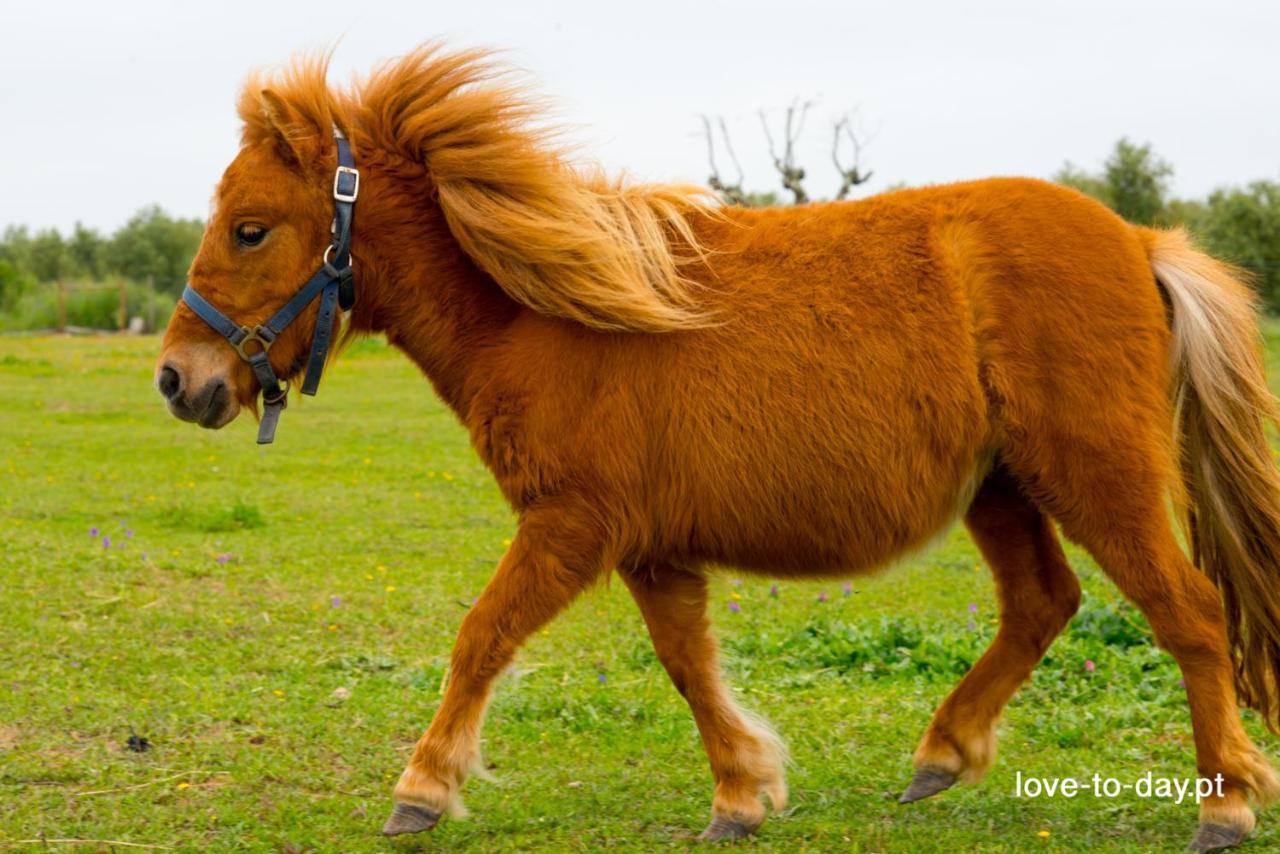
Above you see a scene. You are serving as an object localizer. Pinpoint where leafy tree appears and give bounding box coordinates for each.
[1197,181,1280,307]
[67,222,106,281]
[0,259,34,311]
[1055,138,1172,226]
[105,205,204,294]
[1104,139,1173,226]
[0,226,33,273]
[27,229,74,282]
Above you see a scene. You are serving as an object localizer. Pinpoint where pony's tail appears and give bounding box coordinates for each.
[1147,226,1280,733]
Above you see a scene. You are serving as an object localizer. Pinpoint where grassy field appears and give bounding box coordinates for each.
[2,333,1280,853]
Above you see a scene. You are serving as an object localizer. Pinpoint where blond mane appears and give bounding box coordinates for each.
[239,44,717,332]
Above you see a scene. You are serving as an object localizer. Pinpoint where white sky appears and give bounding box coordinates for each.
[3,0,1278,234]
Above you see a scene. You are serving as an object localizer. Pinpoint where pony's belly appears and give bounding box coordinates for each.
[676,448,992,578]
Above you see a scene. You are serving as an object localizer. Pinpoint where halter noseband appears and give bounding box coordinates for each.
[181,127,359,444]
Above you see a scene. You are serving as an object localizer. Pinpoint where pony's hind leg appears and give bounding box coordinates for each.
[1055,499,1279,850]
[902,468,1080,802]
[620,564,787,840]
[1004,419,1280,850]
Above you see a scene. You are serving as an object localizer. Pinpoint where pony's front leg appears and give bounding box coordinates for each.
[382,508,607,836]
[621,564,787,840]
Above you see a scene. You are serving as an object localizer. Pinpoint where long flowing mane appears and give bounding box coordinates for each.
[238,44,717,332]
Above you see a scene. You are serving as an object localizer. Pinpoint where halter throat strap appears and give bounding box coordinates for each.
[181,129,358,444]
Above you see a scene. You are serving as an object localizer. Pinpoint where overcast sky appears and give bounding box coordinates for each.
[4,0,1278,234]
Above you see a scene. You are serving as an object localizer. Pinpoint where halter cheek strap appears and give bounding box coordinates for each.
[181,128,358,444]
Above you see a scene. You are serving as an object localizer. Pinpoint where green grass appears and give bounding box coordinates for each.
[1,333,1278,852]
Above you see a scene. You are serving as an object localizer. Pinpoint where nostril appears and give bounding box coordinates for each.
[158,365,183,401]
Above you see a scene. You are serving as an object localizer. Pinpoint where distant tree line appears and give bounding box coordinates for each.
[0,206,202,329]
[0,204,200,308]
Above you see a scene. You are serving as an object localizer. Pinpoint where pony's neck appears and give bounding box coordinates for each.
[345,156,518,416]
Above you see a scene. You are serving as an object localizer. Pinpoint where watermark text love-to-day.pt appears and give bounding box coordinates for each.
[1014,771,1225,805]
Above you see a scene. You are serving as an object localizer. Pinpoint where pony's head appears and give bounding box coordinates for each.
[157,44,719,432]
[156,60,340,429]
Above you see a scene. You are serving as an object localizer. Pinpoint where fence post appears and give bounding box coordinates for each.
[57,281,66,331]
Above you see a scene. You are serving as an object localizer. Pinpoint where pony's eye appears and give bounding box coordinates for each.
[235,223,269,247]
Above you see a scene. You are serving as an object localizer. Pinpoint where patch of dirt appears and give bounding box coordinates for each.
[0,725,20,749]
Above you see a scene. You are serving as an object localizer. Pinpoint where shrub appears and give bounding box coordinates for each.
[0,279,174,332]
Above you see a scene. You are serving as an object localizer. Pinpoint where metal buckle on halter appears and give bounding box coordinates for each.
[262,378,290,406]
[232,325,276,361]
[333,166,360,202]
[322,244,353,279]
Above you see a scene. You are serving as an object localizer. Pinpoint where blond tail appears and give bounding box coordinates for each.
[1147,226,1280,732]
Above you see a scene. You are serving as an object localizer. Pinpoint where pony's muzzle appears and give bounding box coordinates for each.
[157,362,235,429]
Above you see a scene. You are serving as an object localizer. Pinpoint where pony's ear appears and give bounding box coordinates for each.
[258,89,324,171]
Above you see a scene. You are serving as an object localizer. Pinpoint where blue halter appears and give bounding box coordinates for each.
[181,128,358,444]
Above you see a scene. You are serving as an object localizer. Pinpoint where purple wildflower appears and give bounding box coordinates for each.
[125,529,134,539]
[141,552,148,561]
[89,526,99,537]
[216,553,231,564]
[817,591,828,603]
[968,603,978,614]
[728,601,741,614]
[597,673,607,684]
[1085,660,1096,673]
[330,596,341,608]
[732,578,743,588]
[102,536,111,549]
[967,618,977,632]
[768,584,778,598]
[842,582,852,597]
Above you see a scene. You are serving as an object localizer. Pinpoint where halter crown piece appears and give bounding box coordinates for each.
[181,127,358,444]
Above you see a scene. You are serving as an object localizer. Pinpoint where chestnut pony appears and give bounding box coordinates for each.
[157,45,1280,850]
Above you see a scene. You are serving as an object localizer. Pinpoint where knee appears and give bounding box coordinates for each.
[1018,566,1080,650]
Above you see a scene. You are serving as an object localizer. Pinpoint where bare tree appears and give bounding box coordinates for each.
[832,111,874,200]
[760,100,812,204]
[700,114,749,207]
[696,100,876,206]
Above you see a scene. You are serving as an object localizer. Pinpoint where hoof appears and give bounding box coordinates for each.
[699,815,756,841]
[381,802,441,836]
[1187,822,1245,852]
[898,767,957,803]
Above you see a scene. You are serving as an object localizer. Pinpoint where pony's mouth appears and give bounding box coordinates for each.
[164,376,237,430]
[196,381,233,428]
